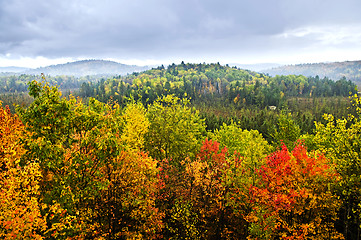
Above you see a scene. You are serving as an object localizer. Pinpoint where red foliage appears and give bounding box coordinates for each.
[248,142,341,239]
[197,138,228,168]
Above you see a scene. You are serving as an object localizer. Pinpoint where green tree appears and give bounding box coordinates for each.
[272,113,301,149]
[310,112,361,239]
[145,95,206,166]
[17,80,163,238]
[209,121,271,164]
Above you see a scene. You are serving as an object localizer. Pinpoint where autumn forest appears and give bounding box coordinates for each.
[2,63,361,239]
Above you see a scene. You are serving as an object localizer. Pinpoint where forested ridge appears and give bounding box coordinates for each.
[265,60,361,86]
[79,62,356,105]
[1,63,361,239]
[24,60,149,77]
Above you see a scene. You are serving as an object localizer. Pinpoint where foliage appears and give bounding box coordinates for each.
[121,101,150,151]
[0,102,47,239]
[272,113,301,149]
[248,143,342,239]
[77,63,357,110]
[145,95,206,166]
[159,139,250,239]
[309,98,361,239]
[209,121,271,164]
[1,68,360,239]
[182,139,231,239]
[73,62,356,147]
[16,81,163,238]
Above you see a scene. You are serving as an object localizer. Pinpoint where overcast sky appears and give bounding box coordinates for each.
[1,0,361,68]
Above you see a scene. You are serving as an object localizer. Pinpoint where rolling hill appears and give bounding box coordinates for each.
[23,59,150,77]
[230,63,281,72]
[0,66,30,75]
[263,60,361,85]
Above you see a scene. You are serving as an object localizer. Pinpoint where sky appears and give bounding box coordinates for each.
[1,0,361,68]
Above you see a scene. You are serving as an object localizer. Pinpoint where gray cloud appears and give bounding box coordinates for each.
[1,0,361,64]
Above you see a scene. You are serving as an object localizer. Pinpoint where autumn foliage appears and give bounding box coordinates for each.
[248,143,342,239]
[0,102,47,239]
[1,80,359,239]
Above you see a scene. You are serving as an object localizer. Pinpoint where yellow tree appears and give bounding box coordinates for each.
[121,102,150,151]
[0,103,47,239]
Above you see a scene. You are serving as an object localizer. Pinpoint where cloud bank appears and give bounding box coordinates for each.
[1,0,361,66]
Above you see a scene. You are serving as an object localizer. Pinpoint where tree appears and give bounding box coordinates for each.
[181,139,231,239]
[248,143,342,239]
[145,95,206,166]
[121,102,149,151]
[209,122,272,237]
[160,139,249,239]
[0,102,47,239]
[209,121,271,186]
[210,121,271,164]
[272,113,301,149]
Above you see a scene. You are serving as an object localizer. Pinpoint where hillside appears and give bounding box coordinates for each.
[263,60,361,85]
[0,66,29,75]
[24,59,150,77]
[230,63,281,72]
[0,66,29,72]
[79,62,356,107]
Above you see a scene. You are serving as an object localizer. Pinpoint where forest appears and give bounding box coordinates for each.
[1,63,361,239]
[266,60,361,86]
[78,62,357,141]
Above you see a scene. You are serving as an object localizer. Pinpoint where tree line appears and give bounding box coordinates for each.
[0,74,102,112]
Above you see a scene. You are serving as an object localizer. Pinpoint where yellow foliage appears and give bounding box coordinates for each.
[121,102,149,150]
[0,103,47,239]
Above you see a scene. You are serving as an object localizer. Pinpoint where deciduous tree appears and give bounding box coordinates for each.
[248,143,342,239]
[0,102,47,239]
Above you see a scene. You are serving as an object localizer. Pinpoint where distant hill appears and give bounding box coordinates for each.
[24,59,150,77]
[0,66,29,74]
[229,63,281,72]
[263,60,361,85]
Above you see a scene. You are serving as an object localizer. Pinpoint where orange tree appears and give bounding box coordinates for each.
[0,103,47,239]
[158,121,271,239]
[182,139,231,239]
[248,143,342,239]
